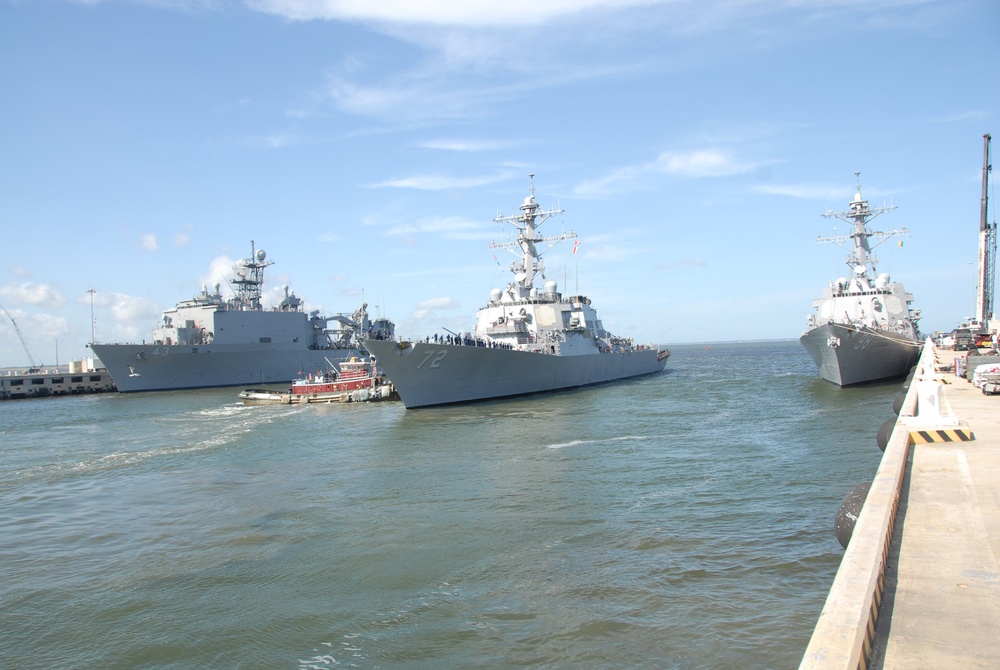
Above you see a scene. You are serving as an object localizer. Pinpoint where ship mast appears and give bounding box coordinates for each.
[489,175,574,296]
[818,173,906,284]
[976,133,995,324]
[230,240,273,310]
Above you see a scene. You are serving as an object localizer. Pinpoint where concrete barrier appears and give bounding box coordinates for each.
[798,339,933,670]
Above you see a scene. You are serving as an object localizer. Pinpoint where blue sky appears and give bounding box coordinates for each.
[1,0,998,368]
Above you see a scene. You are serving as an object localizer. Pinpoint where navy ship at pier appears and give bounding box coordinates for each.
[90,242,393,392]
[800,175,921,386]
[364,177,669,408]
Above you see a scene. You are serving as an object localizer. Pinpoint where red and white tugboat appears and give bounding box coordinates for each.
[238,357,397,405]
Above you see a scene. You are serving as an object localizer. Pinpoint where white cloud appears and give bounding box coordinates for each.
[656,257,710,270]
[76,291,164,344]
[417,138,511,152]
[929,109,990,123]
[140,234,159,251]
[0,311,69,366]
[248,0,661,26]
[412,296,458,319]
[574,147,767,197]
[96,291,162,323]
[320,71,518,123]
[385,216,481,237]
[198,256,238,298]
[751,183,849,200]
[370,172,510,190]
[652,149,761,178]
[573,166,643,198]
[107,301,153,328]
[235,131,316,149]
[0,282,67,309]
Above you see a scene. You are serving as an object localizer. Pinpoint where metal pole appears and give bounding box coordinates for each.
[88,288,96,344]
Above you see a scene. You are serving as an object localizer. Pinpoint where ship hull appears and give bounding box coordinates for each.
[364,340,666,408]
[799,323,920,386]
[89,342,367,392]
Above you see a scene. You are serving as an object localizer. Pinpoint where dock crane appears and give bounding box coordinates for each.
[975,133,996,329]
[1,303,41,372]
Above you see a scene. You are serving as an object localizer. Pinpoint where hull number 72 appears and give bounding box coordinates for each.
[418,349,448,369]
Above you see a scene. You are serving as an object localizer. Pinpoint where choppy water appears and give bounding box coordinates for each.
[0,341,902,669]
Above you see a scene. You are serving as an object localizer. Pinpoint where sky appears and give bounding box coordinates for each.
[1,0,998,368]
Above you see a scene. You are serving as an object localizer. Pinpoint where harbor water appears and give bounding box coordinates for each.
[0,341,900,669]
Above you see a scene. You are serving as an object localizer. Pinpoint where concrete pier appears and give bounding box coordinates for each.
[800,341,1000,670]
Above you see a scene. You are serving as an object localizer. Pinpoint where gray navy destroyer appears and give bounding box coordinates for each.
[90,242,394,392]
[363,177,669,408]
[800,175,921,386]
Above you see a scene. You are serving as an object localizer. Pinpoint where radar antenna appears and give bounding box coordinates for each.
[489,176,574,294]
[816,173,907,280]
[230,240,274,310]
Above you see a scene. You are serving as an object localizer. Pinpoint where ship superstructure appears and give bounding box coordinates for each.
[800,175,921,385]
[364,177,668,408]
[90,241,394,392]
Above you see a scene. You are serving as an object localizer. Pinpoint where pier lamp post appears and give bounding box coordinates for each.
[88,288,96,344]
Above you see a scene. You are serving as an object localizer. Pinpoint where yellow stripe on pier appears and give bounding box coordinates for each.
[908,428,975,444]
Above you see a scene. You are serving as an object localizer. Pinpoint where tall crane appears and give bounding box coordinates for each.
[976,133,996,327]
[0,303,40,372]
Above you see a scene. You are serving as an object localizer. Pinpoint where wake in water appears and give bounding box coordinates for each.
[547,435,653,449]
[1,399,304,488]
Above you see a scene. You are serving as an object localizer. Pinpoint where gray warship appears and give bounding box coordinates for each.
[363,177,669,409]
[90,242,394,392]
[800,175,921,386]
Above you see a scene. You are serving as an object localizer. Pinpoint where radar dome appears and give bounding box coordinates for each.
[490,288,502,302]
[544,280,557,294]
[529,288,538,299]
[876,273,890,289]
[256,249,267,261]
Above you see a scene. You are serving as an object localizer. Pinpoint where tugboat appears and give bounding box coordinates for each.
[238,357,397,404]
[364,176,669,408]
[800,174,921,386]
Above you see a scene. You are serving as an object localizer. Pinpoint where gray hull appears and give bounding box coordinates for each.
[799,323,920,386]
[364,340,666,408]
[89,342,367,393]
